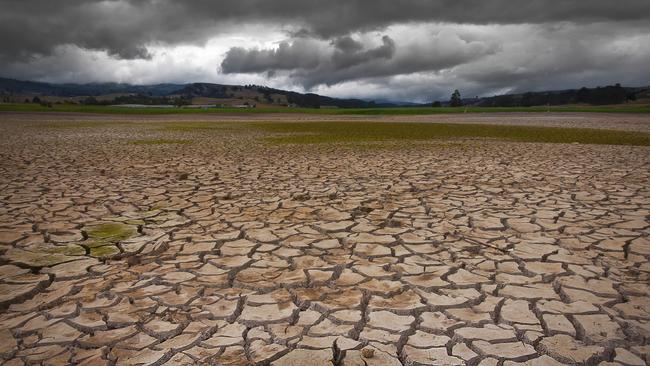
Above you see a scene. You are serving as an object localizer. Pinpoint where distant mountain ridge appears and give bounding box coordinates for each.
[0,77,403,108]
[173,83,381,108]
[0,77,183,97]
[461,85,650,107]
[1,77,648,108]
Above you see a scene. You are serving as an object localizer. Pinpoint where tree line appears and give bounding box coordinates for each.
[434,84,642,107]
[80,95,191,106]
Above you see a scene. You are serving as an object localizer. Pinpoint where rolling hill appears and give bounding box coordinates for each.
[1,77,648,108]
[0,77,392,108]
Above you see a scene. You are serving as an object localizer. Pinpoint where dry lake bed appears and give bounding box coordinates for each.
[0,112,649,365]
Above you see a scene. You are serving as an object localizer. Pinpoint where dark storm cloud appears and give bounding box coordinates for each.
[332,37,364,54]
[220,39,322,74]
[331,36,396,69]
[2,0,650,62]
[221,35,400,84]
[221,32,498,88]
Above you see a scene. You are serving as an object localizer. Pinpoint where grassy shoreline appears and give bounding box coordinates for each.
[20,117,650,146]
[1,103,649,115]
[253,122,650,146]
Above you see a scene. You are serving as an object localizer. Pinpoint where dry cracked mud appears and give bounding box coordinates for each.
[0,113,649,365]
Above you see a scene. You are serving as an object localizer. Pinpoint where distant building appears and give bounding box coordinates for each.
[110,104,175,108]
[183,104,218,109]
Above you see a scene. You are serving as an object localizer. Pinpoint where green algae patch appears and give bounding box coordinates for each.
[89,245,121,258]
[84,222,136,248]
[82,222,138,259]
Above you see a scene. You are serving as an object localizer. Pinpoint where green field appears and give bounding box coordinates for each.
[1,103,649,115]
[252,122,650,146]
[128,121,650,146]
[30,118,650,146]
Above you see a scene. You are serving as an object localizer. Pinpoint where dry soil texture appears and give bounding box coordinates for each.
[0,113,649,366]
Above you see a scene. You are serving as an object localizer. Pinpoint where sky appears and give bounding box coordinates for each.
[1,0,649,102]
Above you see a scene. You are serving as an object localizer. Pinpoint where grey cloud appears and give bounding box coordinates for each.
[0,0,217,62]
[452,22,650,94]
[332,37,364,53]
[331,36,396,69]
[221,32,498,88]
[221,35,399,85]
[362,23,650,102]
[223,21,650,102]
[221,39,323,74]
[2,0,650,62]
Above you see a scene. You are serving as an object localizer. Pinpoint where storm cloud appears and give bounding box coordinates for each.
[220,29,500,88]
[1,0,649,101]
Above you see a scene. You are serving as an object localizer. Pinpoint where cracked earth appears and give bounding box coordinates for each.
[0,113,649,365]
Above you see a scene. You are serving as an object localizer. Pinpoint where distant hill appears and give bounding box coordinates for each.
[2,77,647,108]
[454,84,650,107]
[0,77,392,108]
[0,77,184,97]
[173,83,378,108]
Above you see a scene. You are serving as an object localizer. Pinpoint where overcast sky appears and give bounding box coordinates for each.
[1,0,649,102]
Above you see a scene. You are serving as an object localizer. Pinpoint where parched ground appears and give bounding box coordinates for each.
[0,113,649,365]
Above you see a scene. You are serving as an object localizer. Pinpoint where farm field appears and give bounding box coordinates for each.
[0,112,649,365]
